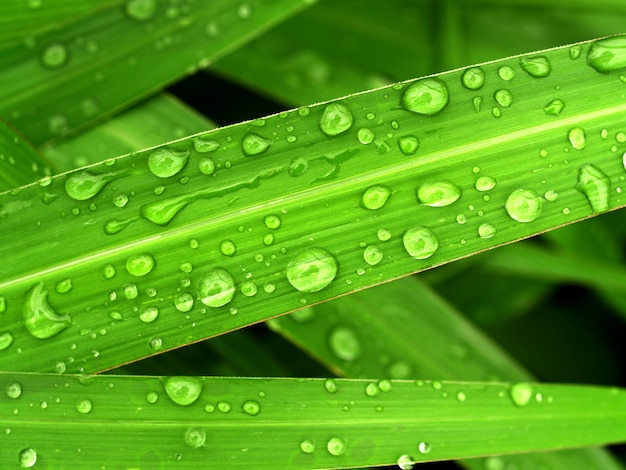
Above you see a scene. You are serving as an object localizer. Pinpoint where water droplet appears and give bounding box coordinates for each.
[242,400,261,416]
[361,185,391,210]
[498,66,515,80]
[377,229,391,241]
[397,454,415,470]
[217,401,231,413]
[76,398,92,414]
[148,147,190,178]
[505,189,543,222]
[478,223,496,239]
[264,214,281,229]
[587,35,626,73]
[286,248,337,293]
[125,0,157,21]
[40,42,69,69]
[193,136,219,153]
[494,89,513,107]
[472,96,482,113]
[53,278,72,294]
[568,127,586,150]
[398,136,420,155]
[320,102,354,136]
[23,283,71,339]
[475,176,496,192]
[357,128,375,145]
[220,240,236,257]
[403,227,438,259]
[184,427,206,448]
[363,245,383,266]
[577,164,610,213]
[300,440,316,454]
[544,99,565,116]
[328,326,361,361]
[65,170,116,200]
[492,106,501,118]
[418,442,431,454]
[146,391,159,404]
[365,382,379,397]
[324,379,338,393]
[163,376,203,406]
[0,332,14,351]
[327,437,346,456]
[520,55,551,78]
[461,67,485,90]
[569,45,582,60]
[113,193,129,208]
[242,133,271,156]
[18,448,37,468]
[123,283,138,300]
[139,306,159,323]
[174,293,194,312]
[198,158,215,175]
[510,382,533,407]
[288,157,308,177]
[416,181,461,207]
[456,391,466,402]
[401,78,449,116]
[6,382,21,398]
[198,268,236,307]
[126,253,155,276]
[149,337,162,350]
[544,189,559,201]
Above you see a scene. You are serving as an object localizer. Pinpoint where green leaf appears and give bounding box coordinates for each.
[2,36,626,374]
[2,372,626,469]
[0,121,52,190]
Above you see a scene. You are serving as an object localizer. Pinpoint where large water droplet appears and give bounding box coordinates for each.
[125,0,157,21]
[139,306,159,323]
[327,437,346,456]
[461,67,485,90]
[587,35,626,73]
[398,136,420,155]
[505,189,543,222]
[417,181,461,207]
[401,78,449,116]
[148,147,190,178]
[163,376,203,406]
[126,253,155,276]
[577,164,610,213]
[23,283,71,339]
[18,448,37,468]
[6,382,22,398]
[520,55,551,78]
[242,133,271,156]
[0,332,14,350]
[184,427,206,448]
[568,127,586,150]
[361,185,391,210]
[65,170,116,200]
[40,42,69,69]
[397,454,415,470]
[510,382,533,407]
[242,400,261,416]
[328,326,361,361]
[198,268,235,307]
[286,248,337,293]
[403,227,438,259]
[320,102,354,136]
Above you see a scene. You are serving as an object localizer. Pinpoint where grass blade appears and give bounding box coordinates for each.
[0,121,51,190]
[2,372,626,469]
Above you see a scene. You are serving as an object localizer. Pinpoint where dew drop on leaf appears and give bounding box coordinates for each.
[401,78,449,116]
[149,337,162,350]
[125,0,157,21]
[397,454,415,470]
[324,379,337,393]
[377,229,391,241]
[184,427,206,448]
[126,253,155,276]
[40,42,69,69]
[174,292,194,312]
[163,376,203,406]
[418,442,431,454]
[498,66,515,81]
[148,147,190,178]
[398,135,420,155]
[510,382,533,407]
[520,55,552,78]
[286,248,338,293]
[65,170,115,200]
[6,382,22,399]
[327,437,347,456]
[577,164,610,213]
[328,326,361,361]
[240,281,258,297]
[288,157,308,177]
[402,227,439,259]
[242,133,271,156]
[300,440,316,454]
[76,398,92,414]
[361,185,391,210]
[587,35,626,73]
[113,193,129,208]
[146,391,159,404]
[219,240,236,257]
[264,214,281,229]
[357,128,375,145]
[505,189,543,222]
[568,127,586,150]
[0,332,14,351]
[193,136,219,153]
[320,102,354,136]
[217,401,231,413]
[242,400,261,416]
[123,283,138,300]
[475,176,496,192]
[198,268,236,307]
[139,306,159,323]
[461,67,485,90]
[417,181,461,207]
[478,223,496,239]
[494,89,513,107]
[23,283,71,339]
[18,448,37,468]
[363,245,383,266]
[365,382,380,397]
[544,99,565,116]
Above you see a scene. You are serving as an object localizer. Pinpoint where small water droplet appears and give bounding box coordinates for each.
[126,253,155,277]
[264,214,281,229]
[520,55,551,78]
[146,391,159,404]
[361,185,391,210]
[363,245,383,266]
[6,382,21,399]
[365,382,380,397]
[149,337,162,350]
[505,189,543,222]
[461,67,485,90]
[544,99,565,116]
[397,454,415,470]
[569,45,582,60]
[478,223,496,239]
[125,0,157,21]
[320,102,354,136]
[494,89,512,107]
[475,176,496,192]
[510,382,533,407]
[377,229,391,241]
[123,283,138,300]
[403,227,438,259]
[498,66,515,80]
[357,128,375,145]
[174,292,194,313]
[184,427,206,448]
[198,268,235,307]
[139,306,159,323]
[472,96,482,113]
[198,158,215,175]
[577,164,610,213]
[40,42,69,69]
[568,127,586,150]
[242,133,271,156]
[163,376,203,406]
[398,135,420,155]
[65,170,116,200]
[217,401,231,413]
[544,189,559,201]
[401,78,449,116]
[324,379,338,393]
[220,240,236,257]
[327,437,346,456]
[23,283,71,339]
[416,181,461,207]
[193,136,219,153]
[242,400,261,416]
[587,35,626,73]
[76,398,92,414]
[0,332,14,351]
[18,448,37,468]
[418,442,431,454]
[300,440,316,454]
[148,147,190,178]
[456,391,466,402]
[328,326,361,361]
[286,248,338,293]
[240,281,258,297]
